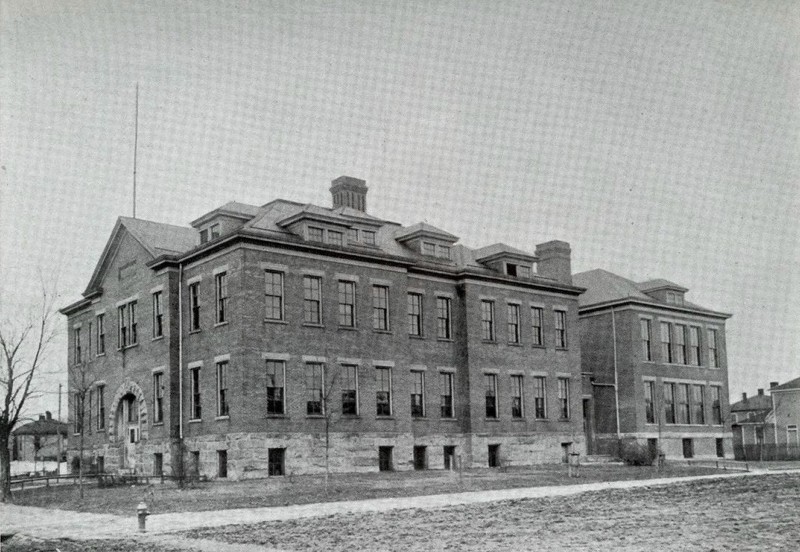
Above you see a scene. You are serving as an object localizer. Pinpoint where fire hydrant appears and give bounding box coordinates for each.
[137,502,149,533]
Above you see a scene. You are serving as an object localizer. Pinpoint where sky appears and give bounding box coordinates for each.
[1,0,798,418]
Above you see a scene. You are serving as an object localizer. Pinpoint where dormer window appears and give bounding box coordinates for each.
[210,224,220,240]
[506,263,531,278]
[666,291,683,305]
[308,226,324,242]
[347,228,359,243]
[421,241,450,259]
[363,230,376,246]
[200,229,209,244]
[437,245,450,259]
[328,230,343,246]
[422,242,435,256]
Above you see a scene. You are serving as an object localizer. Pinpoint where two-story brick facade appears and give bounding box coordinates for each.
[61,177,585,479]
[574,269,732,460]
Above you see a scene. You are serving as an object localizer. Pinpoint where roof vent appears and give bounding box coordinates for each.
[330,176,368,212]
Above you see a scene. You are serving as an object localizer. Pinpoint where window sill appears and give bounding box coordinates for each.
[152,422,164,427]
[555,347,569,351]
[302,323,324,329]
[484,417,500,422]
[306,414,326,419]
[96,353,106,357]
[118,344,139,351]
[558,417,571,422]
[152,336,164,342]
[264,318,288,325]
[340,414,361,419]
[214,321,229,328]
[507,342,522,347]
[511,417,526,421]
[531,344,545,349]
[338,325,358,331]
[266,413,287,418]
[535,417,549,422]
[409,334,425,340]
[188,330,201,335]
[373,329,392,335]
[188,419,202,424]
[436,338,454,343]
[376,415,395,420]
[481,340,497,345]
[215,416,230,421]
[440,417,458,421]
[411,416,427,420]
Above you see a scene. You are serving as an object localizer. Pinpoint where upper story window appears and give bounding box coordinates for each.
[96,314,105,355]
[408,293,423,336]
[372,285,390,331]
[73,327,82,364]
[689,326,701,366]
[347,228,359,243]
[328,230,343,246]
[531,307,543,346]
[507,304,520,344]
[303,276,322,325]
[189,283,201,332]
[666,291,683,305]
[421,242,450,259]
[660,322,673,363]
[554,310,567,348]
[674,324,687,364]
[362,230,376,246]
[264,271,284,321]
[436,297,451,340]
[481,300,495,341]
[644,381,655,424]
[216,360,229,417]
[210,223,220,240]
[200,228,209,244]
[640,319,652,361]
[338,280,356,328]
[506,263,531,278]
[215,272,228,324]
[308,226,324,242]
[708,329,719,368]
[152,291,163,338]
[153,372,164,423]
[118,300,137,348]
[266,360,285,415]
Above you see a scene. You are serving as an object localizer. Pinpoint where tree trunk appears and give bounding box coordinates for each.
[0,428,12,502]
[79,427,85,500]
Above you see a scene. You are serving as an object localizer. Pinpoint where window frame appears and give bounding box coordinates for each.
[215,272,228,325]
[660,322,673,363]
[693,384,705,425]
[372,285,390,331]
[688,326,701,366]
[153,372,164,424]
[533,376,547,419]
[708,329,719,368]
[644,381,655,424]
[677,383,690,424]
[216,360,229,418]
[96,314,105,355]
[410,370,425,418]
[558,377,570,419]
[407,293,423,337]
[96,385,105,430]
[74,327,82,364]
[189,283,201,332]
[640,319,652,361]
[307,226,324,242]
[303,276,323,325]
[531,306,543,346]
[376,366,392,416]
[338,280,357,328]
[711,385,722,424]
[440,371,454,418]
[152,291,164,338]
[341,364,359,416]
[265,360,286,415]
[480,300,495,341]
[507,303,521,344]
[554,310,567,348]
[484,373,498,419]
[190,366,202,420]
[663,382,676,424]
[674,324,687,365]
[511,374,524,418]
[264,270,285,321]
[305,362,325,416]
[436,297,452,340]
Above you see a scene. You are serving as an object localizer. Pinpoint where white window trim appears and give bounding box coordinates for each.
[301,268,326,277]
[150,284,164,294]
[187,275,203,285]
[212,264,229,276]
[407,287,426,295]
[373,360,395,367]
[369,278,392,286]
[115,294,140,307]
[260,262,289,272]
[437,366,456,373]
[337,357,361,365]
[214,353,231,363]
[302,355,327,363]
[262,352,291,361]
[335,273,360,283]
[409,364,427,371]
[151,366,167,373]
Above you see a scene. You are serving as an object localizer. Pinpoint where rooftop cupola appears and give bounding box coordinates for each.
[330,176,368,212]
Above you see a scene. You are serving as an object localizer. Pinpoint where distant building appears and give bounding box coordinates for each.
[12,411,67,463]
[574,269,732,460]
[731,378,800,461]
[60,176,585,479]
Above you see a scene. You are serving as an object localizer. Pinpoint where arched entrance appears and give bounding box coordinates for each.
[108,380,148,472]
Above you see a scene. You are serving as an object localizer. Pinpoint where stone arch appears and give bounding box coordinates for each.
[108,379,149,444]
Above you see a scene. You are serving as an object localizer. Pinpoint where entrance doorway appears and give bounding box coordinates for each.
[443,446,456,470]
[116,394,139,470]
[413,446,427,470]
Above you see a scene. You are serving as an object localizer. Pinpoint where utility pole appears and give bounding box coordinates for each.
[57,383,63,473]
[132,82,139,218]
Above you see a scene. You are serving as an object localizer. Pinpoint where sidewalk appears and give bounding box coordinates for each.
[2,468,799,541]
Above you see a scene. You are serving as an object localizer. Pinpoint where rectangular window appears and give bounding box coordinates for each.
[644,381,655,424]
[436,297,451,339]
[677,383,690,424]
[328,230,343,246]
[303,276,322,325]
[128,301,137,345]
[511,375,524,418]
[118,305,127,348]
[531,306,543,346]
[268,448,285,476]
[87,389,92,434]
[507,304,520,344]
[87,322,92,358]
[308,226,324,242]
[693,385,705,425]
[341,364,358,415]
[215,272,228,324]
[362,230,376,246]
[408,293,423,336]
[74,393,82,434]
[437,244,450,259]
[200,228,209,244]
[485,374,498,418]
[347,228,358,243]
[674,324,686,364]
[440,372,454,418]
[96,314,105,355]
[74,328,82,364]
[189,283,200,331]
[305,363,324,415]
[518,265,531,278]
[488,444,500,468]
[661,322,673,363]
[554,310,567,348]
[640,319,652,361]
[216,360,229,417]
[376,366,392,416]
[210,223,220,239]
[410,371,425,417]
[190,366,201,420]
[265,360,285,415]
[708,329,719,368]
[372,285,389,330]
[711,386,722,424]
[664,383,676,424]
[152,291,163,338]
[264,271,284,321]
[96,385,105,430]
[534,376,547,419]
[153,372,164,423]
[689,327,701,365]
[481,300,495,341]
[422,242,436,256]
[558,378,570,419]
[338,281,356,327]
[217,450,227,478]
[154,453,163,477]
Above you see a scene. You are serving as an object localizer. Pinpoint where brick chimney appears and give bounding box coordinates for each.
[770,381,779,389]
[330,176,368,212]
[535,241,572,284]
[758,388,764,396]
[46,411,52,420]
[742,392,747,401]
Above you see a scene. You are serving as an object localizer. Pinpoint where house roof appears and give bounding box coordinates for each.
[394,222,459,243]
[119,217,198,256]
[729,394,773,413]
[13,418,68,437]
[473,243,537,262]
[636,279,689,293]
[573,269,729,317]
[770,377,800,392]
[732,410,773,425]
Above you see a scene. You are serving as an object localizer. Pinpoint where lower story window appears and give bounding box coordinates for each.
[268,448,285,476]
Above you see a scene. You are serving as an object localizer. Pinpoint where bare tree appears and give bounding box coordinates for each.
[320,363,342,497]
[0,287,58,502]
[69,357,98,500]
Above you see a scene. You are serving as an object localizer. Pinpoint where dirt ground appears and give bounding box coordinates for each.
[10,463,725,515]
[186,472,800,552]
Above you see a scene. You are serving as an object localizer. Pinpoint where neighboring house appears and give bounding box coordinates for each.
[12,411,68,463]
[731,379,800,460]
[573,269,732,460]
[60,176,585,479]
